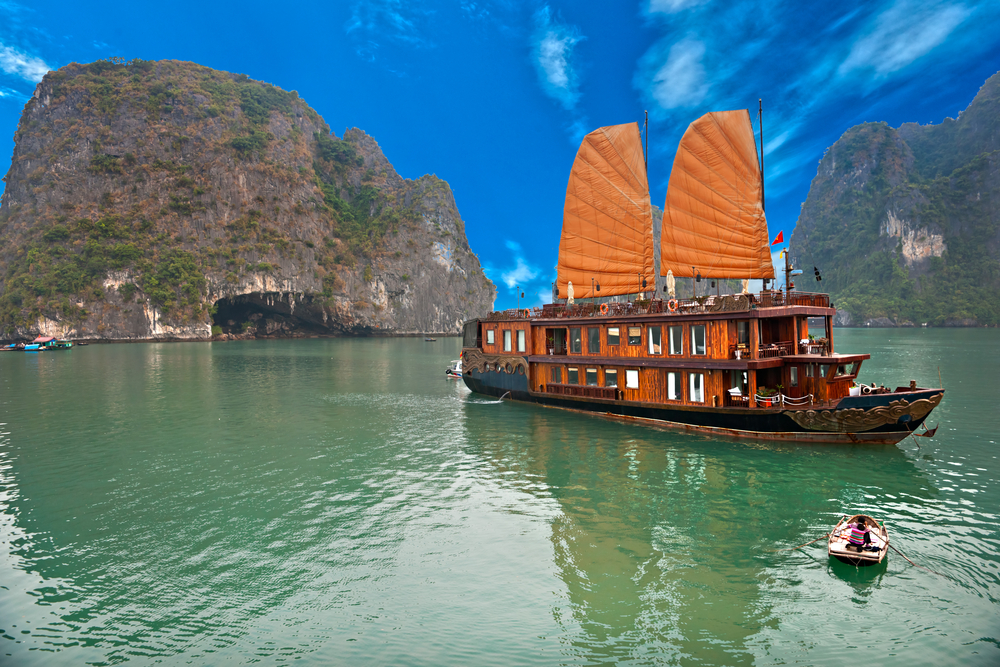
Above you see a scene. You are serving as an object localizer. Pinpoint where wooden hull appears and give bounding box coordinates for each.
[462,364,942,445]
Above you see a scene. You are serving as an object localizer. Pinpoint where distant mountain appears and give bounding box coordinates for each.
[790,71,1000,326]
[0,59,495,340]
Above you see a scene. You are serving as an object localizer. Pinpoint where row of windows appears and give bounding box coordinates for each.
[485,328,527,352]
[485,324,711,356]
[549,366,706,403]
[568,324,707,355]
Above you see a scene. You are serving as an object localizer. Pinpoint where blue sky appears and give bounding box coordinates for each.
[2,1,999,309]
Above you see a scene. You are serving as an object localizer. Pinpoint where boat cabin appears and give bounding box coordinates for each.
[469,291,868,410]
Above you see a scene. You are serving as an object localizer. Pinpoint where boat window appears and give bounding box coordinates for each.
[550,366,562,383]
[585,368,598,385]
[689,372,704,403]
[851,361,862,376]
[737,321,750,347]
[691,325,706,355]
[836,364,849,377]
[648,326,662,355]
[626,369,639,389]
[570,328,582,354]
[669,326,683,355]
[605,369,618,387]
[806,364,814,378]
[517,330,526,353]
[790,366,799,387]
[820,364,829,379]
[588,327,600,354]
[503,330,512,352]
[607,327,620,346]
[486,329,495,345]
[627,326,641,345]
[667,372,679,400]
[568,367,579,384]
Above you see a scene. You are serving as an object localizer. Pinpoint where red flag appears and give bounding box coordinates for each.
[771,231,784,245]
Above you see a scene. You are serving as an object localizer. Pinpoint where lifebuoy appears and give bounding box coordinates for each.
[667,298,679,313]
[862,385,872,395]
[599,303,609,315]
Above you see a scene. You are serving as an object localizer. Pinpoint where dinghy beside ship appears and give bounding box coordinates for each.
[459,108,943,444]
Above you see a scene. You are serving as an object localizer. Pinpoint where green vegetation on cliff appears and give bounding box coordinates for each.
[0,58,485,335]
[791,72,1000,325]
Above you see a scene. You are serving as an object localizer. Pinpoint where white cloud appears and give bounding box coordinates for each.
[839,1,971,78]
[650,38,708,109]
[0,42,49,82]
[532,5,584,110]
[0,85,28,100]
[646,0,709,14]
[500,240,540,289]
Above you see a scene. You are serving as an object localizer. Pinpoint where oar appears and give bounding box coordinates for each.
[889,544,946,578]
[773,533,830,552]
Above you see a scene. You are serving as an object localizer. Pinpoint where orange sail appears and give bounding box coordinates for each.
[660,110,774,279]
[557,123,654,299]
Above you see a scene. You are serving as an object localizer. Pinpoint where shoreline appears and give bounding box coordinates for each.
[1,332,462,345]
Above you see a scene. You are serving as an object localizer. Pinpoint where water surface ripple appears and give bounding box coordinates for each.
[0,331,997,665]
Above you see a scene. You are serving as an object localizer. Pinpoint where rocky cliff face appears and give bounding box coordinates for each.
[0,59,495,340]
[790,71,1000,326]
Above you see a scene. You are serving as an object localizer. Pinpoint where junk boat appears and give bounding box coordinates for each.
[828,514,889,566]
[459,110,943,444]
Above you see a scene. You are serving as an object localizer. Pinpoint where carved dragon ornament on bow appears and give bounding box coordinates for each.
[783,393,942,432]
[462,348,529,375]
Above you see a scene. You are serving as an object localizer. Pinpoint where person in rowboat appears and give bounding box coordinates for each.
[847,518,875,552]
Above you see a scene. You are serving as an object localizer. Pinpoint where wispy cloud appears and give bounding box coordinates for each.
[645,0,709,15]
[839,1,971,78]
[531,5,584,111]
[344,0,436,65]
[500,240,540,289]
[0,85,28,101]
[648,37,708,110]
[0,42,49,83]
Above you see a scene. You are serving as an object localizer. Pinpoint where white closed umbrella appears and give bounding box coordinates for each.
[666,270,676,299]
[567,281,575,304]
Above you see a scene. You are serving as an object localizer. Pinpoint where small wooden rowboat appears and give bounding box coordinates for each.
[828,514,889,566]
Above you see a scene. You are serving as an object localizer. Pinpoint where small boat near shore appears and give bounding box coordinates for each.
[446,359,463,378]
[828,514,889,566]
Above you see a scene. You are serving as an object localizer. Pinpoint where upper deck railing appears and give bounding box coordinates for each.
[483,291,831,321]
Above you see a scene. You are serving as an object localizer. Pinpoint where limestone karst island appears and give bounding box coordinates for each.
[0,59,496,341]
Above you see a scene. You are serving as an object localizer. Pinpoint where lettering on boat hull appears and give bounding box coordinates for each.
[783,393,942,433]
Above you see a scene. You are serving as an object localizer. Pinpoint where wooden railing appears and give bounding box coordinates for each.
[759,341,795,358]
[485,291,832,322]
[728,340,794,359]
[545,383,617,400]
[724,392,750,408]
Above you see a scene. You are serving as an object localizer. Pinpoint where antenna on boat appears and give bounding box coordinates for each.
[758,99,765,213]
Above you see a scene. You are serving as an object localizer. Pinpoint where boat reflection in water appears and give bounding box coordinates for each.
[461,400,935,663]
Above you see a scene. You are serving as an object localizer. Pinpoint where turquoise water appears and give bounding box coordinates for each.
[0,330,997,665]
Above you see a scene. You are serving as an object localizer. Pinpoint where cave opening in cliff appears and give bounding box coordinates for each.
[211,293,327,338]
